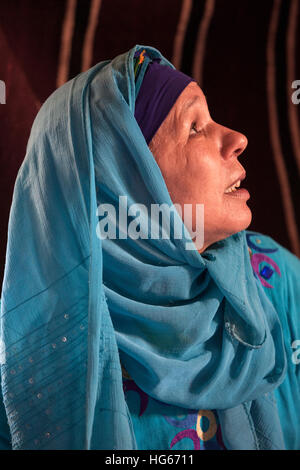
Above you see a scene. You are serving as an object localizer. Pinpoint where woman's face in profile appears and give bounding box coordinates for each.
[149,81,252,252]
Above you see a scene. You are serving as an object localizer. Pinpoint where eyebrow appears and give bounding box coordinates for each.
[182,95,203,112]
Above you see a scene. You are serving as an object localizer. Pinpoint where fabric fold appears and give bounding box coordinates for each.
[0,44,287,450]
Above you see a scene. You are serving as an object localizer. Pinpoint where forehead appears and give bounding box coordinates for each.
[173,82,207,116]
[149,82,208,144]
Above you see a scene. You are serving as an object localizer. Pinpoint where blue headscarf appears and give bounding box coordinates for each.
[0,45,287,450]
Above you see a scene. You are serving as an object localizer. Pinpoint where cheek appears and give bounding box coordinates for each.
[152,139,224,208]
[156,147,187,191]
[183,150,223,202]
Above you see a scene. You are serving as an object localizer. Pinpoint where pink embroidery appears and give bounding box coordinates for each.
[250,253,281,288]
[170,429,200,450]
[123,379,149,416]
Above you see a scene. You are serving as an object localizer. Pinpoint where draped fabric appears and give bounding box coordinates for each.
[1,0,300,292]
[0,44,287,450]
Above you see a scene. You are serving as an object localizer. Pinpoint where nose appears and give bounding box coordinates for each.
[220,127,248,160]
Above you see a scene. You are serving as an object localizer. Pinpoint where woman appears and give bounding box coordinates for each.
[0,45,299,450]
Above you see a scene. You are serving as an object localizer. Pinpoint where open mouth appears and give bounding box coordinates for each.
[224,172,250,199]
[224,179,241,194]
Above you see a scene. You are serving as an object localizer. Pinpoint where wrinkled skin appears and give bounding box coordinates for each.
[149,81,251,253]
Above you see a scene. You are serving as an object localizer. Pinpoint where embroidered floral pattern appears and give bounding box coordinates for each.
[246,232,281,288]
[122,370,225,450]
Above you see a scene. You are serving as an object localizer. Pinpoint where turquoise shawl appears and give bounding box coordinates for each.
[0,45,287,450]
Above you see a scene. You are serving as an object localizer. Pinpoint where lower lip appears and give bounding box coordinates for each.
[224,188,250,199]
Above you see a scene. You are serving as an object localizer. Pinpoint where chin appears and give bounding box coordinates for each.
[227,205,252,236]
[194,205,253,252]
[211,206,253,243]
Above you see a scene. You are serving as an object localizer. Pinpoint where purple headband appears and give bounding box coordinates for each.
[134,60,195,144]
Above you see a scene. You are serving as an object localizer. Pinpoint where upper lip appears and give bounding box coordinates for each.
[225,171,246,191]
